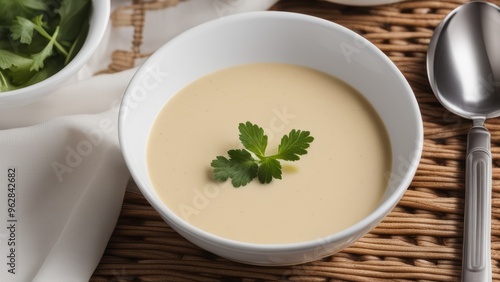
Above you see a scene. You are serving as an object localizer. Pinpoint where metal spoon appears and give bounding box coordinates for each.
[427,1,500,281]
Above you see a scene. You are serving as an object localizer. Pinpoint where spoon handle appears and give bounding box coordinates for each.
[462,126,492,282]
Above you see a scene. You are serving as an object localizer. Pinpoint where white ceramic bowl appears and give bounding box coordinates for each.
[119,11,423,266]
[0,0,110,108]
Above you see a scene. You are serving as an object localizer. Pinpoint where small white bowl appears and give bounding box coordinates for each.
[119,11,423,266]
[0,0,110,108]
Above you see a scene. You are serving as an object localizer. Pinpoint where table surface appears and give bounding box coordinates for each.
[91,0,500,281]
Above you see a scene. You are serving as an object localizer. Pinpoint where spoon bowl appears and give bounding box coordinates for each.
[427,2,500,281]
[428,2,500,120]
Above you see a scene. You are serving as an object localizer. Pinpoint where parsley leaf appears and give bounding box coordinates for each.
[30,25,59,71]
[257,158,282,184]
[57,0,91,43]
[211,149,258,187]
[275,129,314,161]
[0,0,48,25]
[10,17,35,44]
[0,49,33,70]
[238,121,268,158]
[211,122,314,187]
[0,71,16,92]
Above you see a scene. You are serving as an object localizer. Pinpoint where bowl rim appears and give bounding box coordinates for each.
[119,10,424,253]
[0,0,110,105]
[323,0,404,6]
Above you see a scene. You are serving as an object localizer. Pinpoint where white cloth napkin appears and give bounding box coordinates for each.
[0,1,278,281]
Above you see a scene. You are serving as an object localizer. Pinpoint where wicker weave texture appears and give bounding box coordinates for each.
[92,0,500,281]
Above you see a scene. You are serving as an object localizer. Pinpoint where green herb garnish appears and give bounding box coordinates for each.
[0,0,91,92]
[211,121,314,187]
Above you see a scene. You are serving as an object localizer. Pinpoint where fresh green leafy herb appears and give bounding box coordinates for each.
[0,0,48,25]
[211,121,314,187]
[0,0,91,92]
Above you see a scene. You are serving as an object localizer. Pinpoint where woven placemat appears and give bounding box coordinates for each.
[91,0,500,281]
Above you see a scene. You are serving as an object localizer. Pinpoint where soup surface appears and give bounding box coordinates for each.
[147,63,391,244]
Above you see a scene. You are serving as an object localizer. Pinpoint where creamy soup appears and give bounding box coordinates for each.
[147,63,391,244]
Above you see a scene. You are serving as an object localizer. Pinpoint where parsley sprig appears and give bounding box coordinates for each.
[211,121,314,187]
